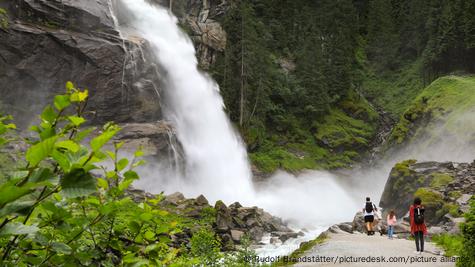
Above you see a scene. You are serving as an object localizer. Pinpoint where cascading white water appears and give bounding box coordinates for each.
[119,0,361,233]
[120,0,254,204]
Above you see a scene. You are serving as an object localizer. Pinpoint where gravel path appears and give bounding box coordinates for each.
[292,232,456,267]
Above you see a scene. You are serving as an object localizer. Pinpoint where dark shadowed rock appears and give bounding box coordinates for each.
[0,0,163,126]
[215,200,234,232]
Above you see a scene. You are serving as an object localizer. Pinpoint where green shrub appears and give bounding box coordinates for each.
[459,197,475,266]
[0,83,219,265]
[432,234,463,257]
[190,227,222,266]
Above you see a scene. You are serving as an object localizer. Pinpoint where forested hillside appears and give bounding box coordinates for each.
[198,0,475,173]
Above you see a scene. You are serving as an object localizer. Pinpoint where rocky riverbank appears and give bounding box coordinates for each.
[126,189,301,251]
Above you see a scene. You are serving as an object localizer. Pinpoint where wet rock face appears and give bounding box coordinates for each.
[0,0,162,126]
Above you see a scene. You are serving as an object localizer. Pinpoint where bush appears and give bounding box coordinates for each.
[432,234,463,257]
[459,197,475,266]
[0,83,221,266]
[190,227,222,266]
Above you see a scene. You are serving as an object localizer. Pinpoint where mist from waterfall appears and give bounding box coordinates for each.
[118,0,359,229]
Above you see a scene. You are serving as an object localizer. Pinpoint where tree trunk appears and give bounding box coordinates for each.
[239,13,245,127]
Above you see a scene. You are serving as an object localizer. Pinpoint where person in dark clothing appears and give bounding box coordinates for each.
[410,197,427,254]
[363,197,377,235]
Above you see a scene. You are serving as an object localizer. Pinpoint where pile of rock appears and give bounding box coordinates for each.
[214,200,301,249]
[157,192,300,250]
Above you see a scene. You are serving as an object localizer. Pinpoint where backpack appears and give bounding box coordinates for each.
[365,202,374,213]
[414,206,425,225]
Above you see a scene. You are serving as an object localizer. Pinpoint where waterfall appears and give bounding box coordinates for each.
[119,1,360,237]
[119,0,254,204]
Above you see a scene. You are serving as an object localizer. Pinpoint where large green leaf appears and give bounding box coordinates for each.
[41,106,57,124]
[0,222,39,236]
[52,150,71,172]
[117,158,129,172]
[60,168,96,198]
[67,116,86,127]
[51,242,72,255]
[0,182,33,208]
[0,200,35,217]
[90,125,120,152]
[54,95,71,111]
[26,137,58,167]
[30,168,57,184]
[55,140,80,153]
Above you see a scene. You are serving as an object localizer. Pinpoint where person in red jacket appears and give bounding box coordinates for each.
[410,197,427,254]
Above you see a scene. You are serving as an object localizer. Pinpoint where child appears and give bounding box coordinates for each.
[387,210,397,239]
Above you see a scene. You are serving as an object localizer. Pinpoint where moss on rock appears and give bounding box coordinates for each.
[430,173,454,189]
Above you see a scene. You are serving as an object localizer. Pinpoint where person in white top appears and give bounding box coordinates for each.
[363,197,378,235]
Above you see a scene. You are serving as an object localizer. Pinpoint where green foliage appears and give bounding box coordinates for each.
[439,203,460,218]
[190,227,221,266]
[388,75,475,145]
[459,197,475,266]
[0,82,225,266]
[414,188,444,208]
[432,234,463,257]
[0,8,8,29]
[248,88,378,173]
[361,60,424,118]
[430,173,454,189]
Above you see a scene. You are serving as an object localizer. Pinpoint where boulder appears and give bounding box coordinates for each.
[352,211,366,233]
[337,222,353,234]
[272,231,300,243]
[195,194,209,206]
[215,200,234,232]
[428,226,445,236]
[164,192,185,206]
[456,194,472,213]
[230,229,245,243]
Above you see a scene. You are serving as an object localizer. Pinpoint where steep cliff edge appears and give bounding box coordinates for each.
[0,0,162,125]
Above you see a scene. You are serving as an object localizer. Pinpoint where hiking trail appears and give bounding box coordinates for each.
[295,232,455,267]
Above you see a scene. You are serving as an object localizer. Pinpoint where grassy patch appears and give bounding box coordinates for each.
[273,233,328,266]
[432,234,464,257]
[439,203,461,218]
[414,188,445,207]
[430,173,454,189]
[315,108,376,149]
[388,75,475,145]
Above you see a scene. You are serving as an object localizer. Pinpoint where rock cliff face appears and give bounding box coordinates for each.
[379,160,474,233]
[152,0,227,69]
[0,0,162,126]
